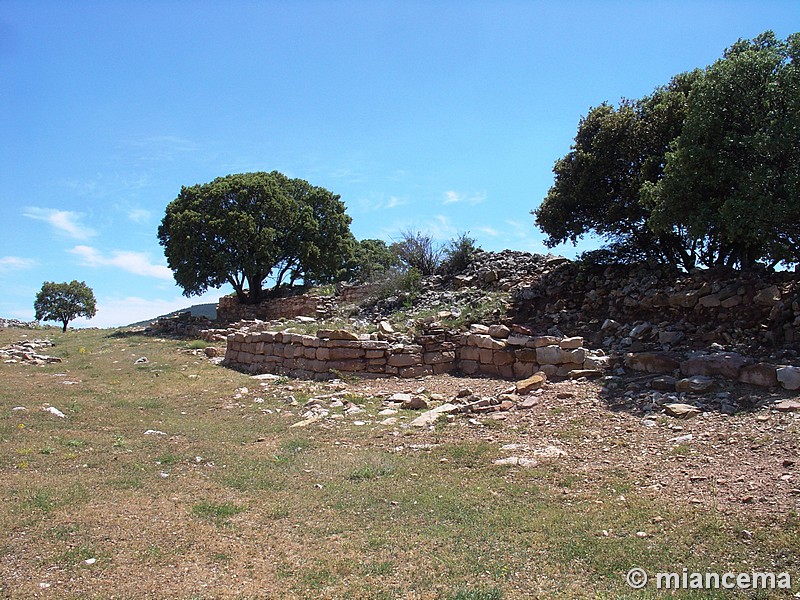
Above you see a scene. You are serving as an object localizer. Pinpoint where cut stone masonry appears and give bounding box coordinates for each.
[222,323,607,381]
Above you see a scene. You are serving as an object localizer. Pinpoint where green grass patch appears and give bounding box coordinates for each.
[191,501,245,525]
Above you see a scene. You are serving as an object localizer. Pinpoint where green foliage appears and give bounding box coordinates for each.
[534,72,700,270]
[439,232,480,276]
[374,267,424,305]
[34,280,97,332]
[536,30,800,270]
[391,230,442,276]
[348,238,401,283]
[191,501,245,525]
[158,171,355,304]
[644,31,800,269]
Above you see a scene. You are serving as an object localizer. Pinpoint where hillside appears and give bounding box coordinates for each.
[127,302,217,327]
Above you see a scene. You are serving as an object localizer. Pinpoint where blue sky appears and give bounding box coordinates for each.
[2,1,798,327]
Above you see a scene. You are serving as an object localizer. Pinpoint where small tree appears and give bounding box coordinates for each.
[34,280,97,332]
[348,239,401,283]
[390,230,442,276]
[439,232,480,276]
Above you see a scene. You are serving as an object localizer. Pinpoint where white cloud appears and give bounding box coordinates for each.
[127,208,152,223]
[0,256,37,271]
[442,190,488,206]
[385,196,408,209]
[23,207,96,240]
[475,226,500,237]
[357,194,410,212]
[69,245,173,280]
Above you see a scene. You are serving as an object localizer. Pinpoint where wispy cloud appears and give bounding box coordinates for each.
[475,226,500,237]
[442,190,488,206]
[121,135,200,164]
[69,245,173,280]
[357,194,410,212]
[23,207,96,240]
[127,208,152,223]
[0,256,37,271]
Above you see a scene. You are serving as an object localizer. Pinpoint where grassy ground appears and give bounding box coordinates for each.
[0,327,798,599]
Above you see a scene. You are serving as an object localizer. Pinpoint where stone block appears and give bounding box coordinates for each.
[536,345,562,365]
[514,348,537,362]
[497,364,514,379]
[474,334,495,349]
[493,350,514,366]
[459,346,480,361]
[387,353,423,367]
[300,335,319,347]
[327,359,365,372]
[424,351,455,364]
[365,350,386,359]
[479,348,494,364]
[459,360,479,375]
[316,347,330,361]
[559,336,583,350]
[624,352,681,374]
[399,365,431,378]
[326,339,363,348]
[328,347,365,360]
[680,352,751,379]
[560,348,585,364]
[432,362,454,375]
[513,361,537,379]
[777,366,800,390]
[506,334,533,346]
[533,336,560,348]
[739,363,779,388]
[488,324,511,339]
[539,364,558,378]
[668,290,700,308]
[583,354,610,370]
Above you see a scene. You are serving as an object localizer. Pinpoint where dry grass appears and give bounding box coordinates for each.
[1,327,798,599]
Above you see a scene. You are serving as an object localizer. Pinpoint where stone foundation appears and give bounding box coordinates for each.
[222,324,606,381]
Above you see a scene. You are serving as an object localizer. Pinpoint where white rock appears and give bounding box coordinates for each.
[42,406,66,418]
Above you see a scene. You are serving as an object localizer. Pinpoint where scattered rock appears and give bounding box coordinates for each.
[516,372,547,395]
[400,396,428,410]
[774,400,800,412]
[664,403,701,419]
[134,357,149,364]
[675,375,715,394]
[42,406,66,418]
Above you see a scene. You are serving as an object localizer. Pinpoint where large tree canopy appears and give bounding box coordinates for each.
[535,31,800,270]
[644,31,800,269]
[158,171,355,304]
[34,280,97,332]
[534,71,700,269]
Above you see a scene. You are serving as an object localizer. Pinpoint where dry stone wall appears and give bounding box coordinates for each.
[222,324,606,381]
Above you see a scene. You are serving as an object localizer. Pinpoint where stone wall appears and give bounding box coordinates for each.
[221,324,606,381]
[145,312,212,338]
[215,283,377,324]
[217,294,331,323]
[512,263,800,355]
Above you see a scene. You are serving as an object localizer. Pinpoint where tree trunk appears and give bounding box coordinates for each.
[62,320,68,333]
